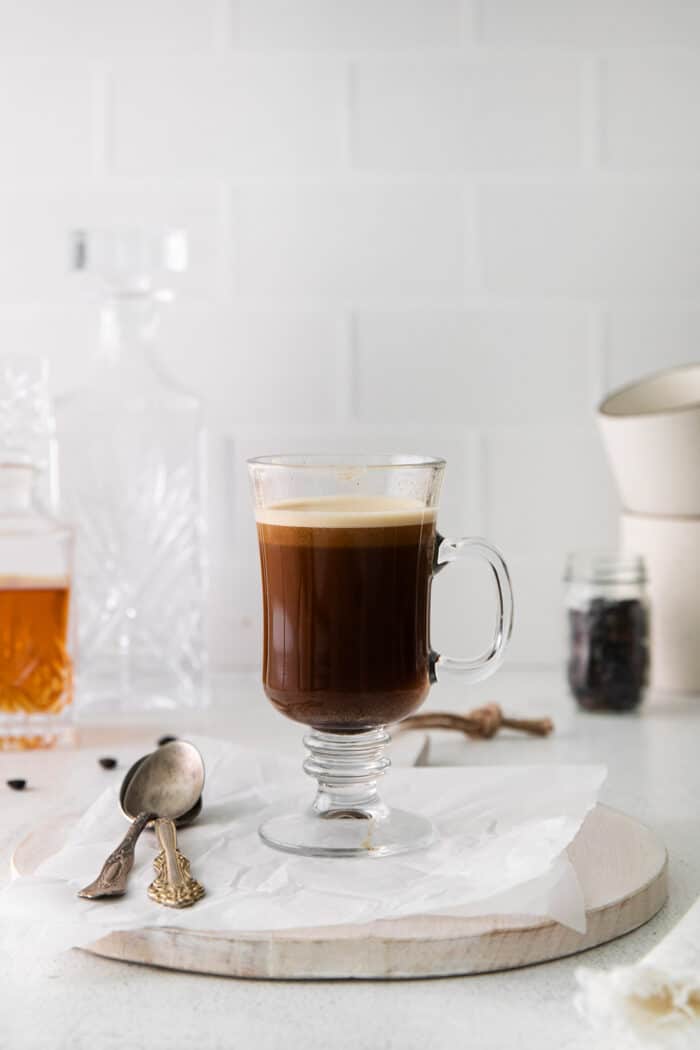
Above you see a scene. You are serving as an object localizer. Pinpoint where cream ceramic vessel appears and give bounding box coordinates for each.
[621,512,700,694]
[599,363,700,516]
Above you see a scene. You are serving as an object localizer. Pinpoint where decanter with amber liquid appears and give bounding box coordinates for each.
[0,358,74,750]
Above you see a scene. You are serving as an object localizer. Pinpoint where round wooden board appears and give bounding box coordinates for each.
[13,804,667,980]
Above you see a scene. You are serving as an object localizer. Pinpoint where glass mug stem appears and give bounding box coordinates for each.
[261,727,436,857]
[304,728,390,818]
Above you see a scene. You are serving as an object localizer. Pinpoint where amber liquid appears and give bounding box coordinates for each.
[257,518,436,732]
[0,582,73,717]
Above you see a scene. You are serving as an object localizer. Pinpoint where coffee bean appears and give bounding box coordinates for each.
[98,757,117,770]
[6,779,26,790]
[157,735,177,746]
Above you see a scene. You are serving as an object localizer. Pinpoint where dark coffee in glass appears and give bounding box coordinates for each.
[257,499,436,732]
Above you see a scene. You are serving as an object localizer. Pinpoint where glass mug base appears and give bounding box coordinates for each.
[259,727,436,858]
[259,807,436,859]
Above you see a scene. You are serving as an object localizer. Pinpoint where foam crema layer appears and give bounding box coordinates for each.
[255,495,437,529]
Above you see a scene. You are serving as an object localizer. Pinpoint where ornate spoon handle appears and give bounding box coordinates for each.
[148,818,204,909]
[77,810,155,899]
[156,818,185,890]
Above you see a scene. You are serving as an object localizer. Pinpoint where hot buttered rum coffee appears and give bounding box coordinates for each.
[256,497,437,731]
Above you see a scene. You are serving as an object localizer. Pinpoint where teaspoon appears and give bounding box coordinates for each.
[77,740,204,900]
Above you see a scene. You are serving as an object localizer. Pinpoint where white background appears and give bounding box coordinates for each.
[0,0,697,671]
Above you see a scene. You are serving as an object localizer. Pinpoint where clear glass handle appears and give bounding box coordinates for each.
[431,535,514,685]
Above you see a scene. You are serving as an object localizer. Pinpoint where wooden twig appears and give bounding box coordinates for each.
[399,703,553,740]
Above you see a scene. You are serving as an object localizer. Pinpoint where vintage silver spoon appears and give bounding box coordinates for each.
[77,740,205,900]
[119,751,202,828]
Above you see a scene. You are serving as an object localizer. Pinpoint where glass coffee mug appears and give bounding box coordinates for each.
[248,454,513,857]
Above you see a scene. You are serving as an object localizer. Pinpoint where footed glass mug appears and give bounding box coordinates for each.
[248,454,514,857]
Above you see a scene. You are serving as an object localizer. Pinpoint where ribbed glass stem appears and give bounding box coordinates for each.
[303,728,391,819]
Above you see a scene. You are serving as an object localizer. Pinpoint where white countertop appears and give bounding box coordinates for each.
[2,669,698,1050]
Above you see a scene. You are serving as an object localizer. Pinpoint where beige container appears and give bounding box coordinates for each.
[598,363,700,516]
[621,512,700,694]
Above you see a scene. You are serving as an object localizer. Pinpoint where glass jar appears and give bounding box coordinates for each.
[56,229,207,713]
[0,355,74,749]
[564,552,649,712]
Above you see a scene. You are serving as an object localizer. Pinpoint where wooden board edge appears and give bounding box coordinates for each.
[11,803,670,981]
[81,857,668,980]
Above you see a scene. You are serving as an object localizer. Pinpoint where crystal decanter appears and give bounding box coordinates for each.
[56,230,207,712]
[0,354,74,749]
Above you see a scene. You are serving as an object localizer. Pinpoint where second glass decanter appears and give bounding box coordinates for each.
[56,230,207,712]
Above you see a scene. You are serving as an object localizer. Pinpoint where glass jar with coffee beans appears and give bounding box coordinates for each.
[564,553,649,712]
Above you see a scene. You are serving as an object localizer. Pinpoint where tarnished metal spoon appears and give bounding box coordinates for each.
[119,751,202,828]
[77,740,205,900]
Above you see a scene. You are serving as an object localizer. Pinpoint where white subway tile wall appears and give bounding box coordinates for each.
[0,62,94,176]
[350,56,582,172]
[602,54,700,169]
[0,0,695,670]
[232,184,472,300]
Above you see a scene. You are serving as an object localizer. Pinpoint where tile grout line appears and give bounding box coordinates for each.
[581,54,603,170]
[90,62,110,179]
[473,429,488,538]
[214,0,235,52]
[591,305,610,400]
[463,0,482,45]
[341,61,355,172]
[466,181,485,298]
[218,179,236,303]
[335,312,356,425]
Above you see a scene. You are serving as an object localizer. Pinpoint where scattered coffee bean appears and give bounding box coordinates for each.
[98,757,118,770]
[7,779,27,791]
[157,735,177,746]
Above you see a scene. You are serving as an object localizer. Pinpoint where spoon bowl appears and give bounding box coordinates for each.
[120,742,204,827]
